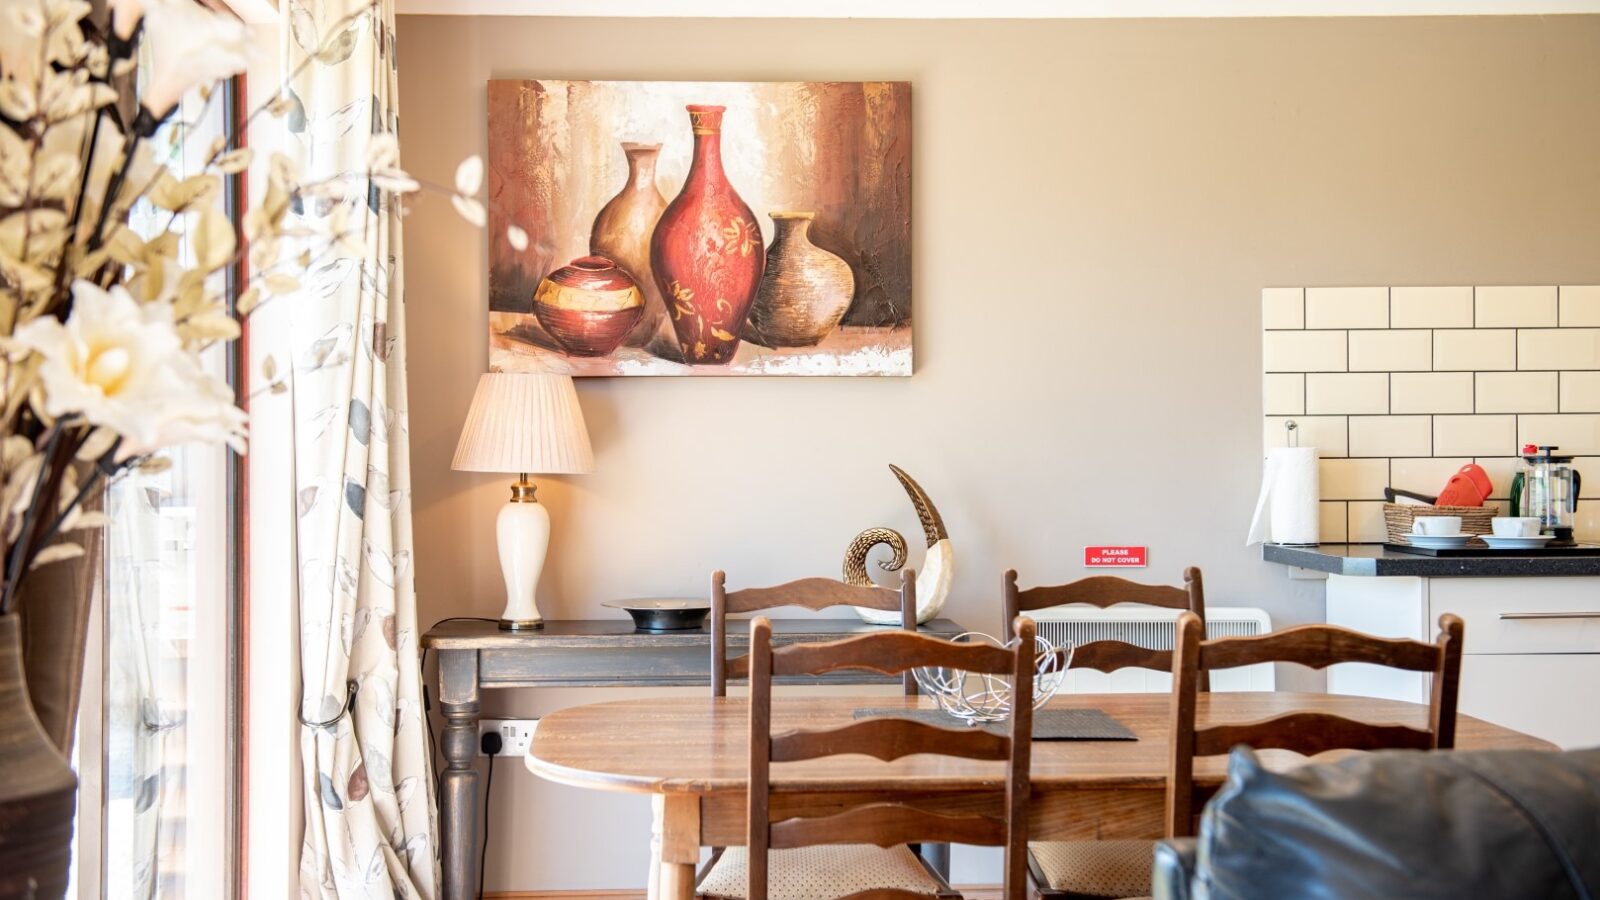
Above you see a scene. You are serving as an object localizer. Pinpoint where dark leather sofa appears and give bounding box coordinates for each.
[1152,745,1600,900]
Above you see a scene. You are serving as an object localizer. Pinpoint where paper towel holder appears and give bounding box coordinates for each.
[1285,419,1300,447]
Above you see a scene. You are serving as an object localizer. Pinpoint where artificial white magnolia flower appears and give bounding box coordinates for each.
[136,0,252,122]
[12,280,246,458]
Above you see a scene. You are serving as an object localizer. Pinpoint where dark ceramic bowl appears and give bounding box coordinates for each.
[602,599,711,632]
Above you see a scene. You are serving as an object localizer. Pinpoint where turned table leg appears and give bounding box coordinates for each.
[438,649,481,900]
[656,793,701,900]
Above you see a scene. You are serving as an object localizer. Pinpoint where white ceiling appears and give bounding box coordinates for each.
[396,0,1600,16]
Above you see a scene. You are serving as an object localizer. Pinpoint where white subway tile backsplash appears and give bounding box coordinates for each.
[1306,287,1388,329]
[1347,501,1389,543]
[1264,416,1348,457]
[1434,329,1516,371]
[1581,459,1600,498]
[1562,371,1600,413]
[1475,286,1557,328]
[1349,416,1431,458]
[1564,504,1591,537]
[1349,330,1430,372]
[1518,414,1600,456]
[1473,457,1521,500]
[1391,372,1473,414]
[1265,285,1600,540]
[1390,457,1471,497]
[1519,329,1600,370]
[1391,287,1472,329]
[1475,371,1558,413]
[1262,288,1305,329]
[1559,286,1600,327]
[1319,502,1348,541]
[1263,373,1305,415]
[1319,458,1390,500]
[1264,331,1346,372]
[1306,373,1388,415]
[1434,415,1517,457]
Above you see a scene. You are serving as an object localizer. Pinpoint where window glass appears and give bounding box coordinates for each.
[95,83,234,900]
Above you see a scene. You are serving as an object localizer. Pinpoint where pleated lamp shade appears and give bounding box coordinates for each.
[451,373,595,475]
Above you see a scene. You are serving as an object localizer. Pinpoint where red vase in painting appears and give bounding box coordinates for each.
[650,105,765,365]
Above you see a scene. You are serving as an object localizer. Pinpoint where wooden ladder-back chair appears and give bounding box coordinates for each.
[698,616,1037,900]
[1003,567,1209,693]
[1002,568,1208,900]
[710,570,917,698]
[1166,610,1465,838]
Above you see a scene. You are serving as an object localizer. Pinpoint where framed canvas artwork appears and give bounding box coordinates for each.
[486,80,912,376]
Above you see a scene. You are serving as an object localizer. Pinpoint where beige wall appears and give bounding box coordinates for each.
[397,14,1600,890]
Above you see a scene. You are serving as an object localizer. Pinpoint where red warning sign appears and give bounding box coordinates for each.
[1084,546,1148,568]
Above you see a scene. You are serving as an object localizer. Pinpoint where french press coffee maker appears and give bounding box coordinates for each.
[1510,445,1584,546]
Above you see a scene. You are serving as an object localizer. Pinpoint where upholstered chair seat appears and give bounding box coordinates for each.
[698,844,946,900]
[1028,840,1156,899]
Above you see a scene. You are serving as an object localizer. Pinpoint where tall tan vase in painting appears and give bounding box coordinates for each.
[744,212,855,348]
[590,142,669,348]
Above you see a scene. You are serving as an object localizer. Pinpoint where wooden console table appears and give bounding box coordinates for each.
[422,617,965,900]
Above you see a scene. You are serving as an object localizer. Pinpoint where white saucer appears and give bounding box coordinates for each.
[1480,535,1557,550]
[1406,533,1476,549]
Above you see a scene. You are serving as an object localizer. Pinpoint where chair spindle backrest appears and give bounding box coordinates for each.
[711,570,917,697]
[1003,567,1210,691]
[1164,611,1465,836]
[746,615,1037,900]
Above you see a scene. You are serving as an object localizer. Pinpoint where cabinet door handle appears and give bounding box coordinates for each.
[1499,611,1600,620]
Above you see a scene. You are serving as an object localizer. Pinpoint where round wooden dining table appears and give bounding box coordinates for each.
[526,692,1555,900]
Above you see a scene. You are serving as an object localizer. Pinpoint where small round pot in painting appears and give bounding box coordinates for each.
[533,256,645,357]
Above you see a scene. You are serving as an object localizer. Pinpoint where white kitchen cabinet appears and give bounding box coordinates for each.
[1325,573,1600,748]
[1459,654,1600,750]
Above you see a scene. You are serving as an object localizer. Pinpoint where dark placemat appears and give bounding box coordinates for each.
[853,707,1136,741]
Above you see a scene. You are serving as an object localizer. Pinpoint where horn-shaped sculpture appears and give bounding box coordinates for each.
[844,465,954,625]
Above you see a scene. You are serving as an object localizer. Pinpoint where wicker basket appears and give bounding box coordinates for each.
[1382,503,1497,545]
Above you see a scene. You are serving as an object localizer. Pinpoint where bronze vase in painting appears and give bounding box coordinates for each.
[590,142,669,348]
[649,105,765,365]
[744,212,855,348]
[0,614,76,899]
[533,255,645,357]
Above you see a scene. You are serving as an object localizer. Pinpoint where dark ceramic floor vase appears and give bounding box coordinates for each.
[590,142,669,349]
[650,105,765,365]
[0,614,75,899]
[532,255,645,357]
[745,211,855,348]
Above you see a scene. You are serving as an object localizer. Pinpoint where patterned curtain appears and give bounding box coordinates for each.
[285,0,438,896]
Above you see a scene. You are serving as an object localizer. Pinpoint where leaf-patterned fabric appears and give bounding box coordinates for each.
[287,1,437,896]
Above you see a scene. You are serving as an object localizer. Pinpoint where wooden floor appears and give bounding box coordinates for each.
[483,883,998,890]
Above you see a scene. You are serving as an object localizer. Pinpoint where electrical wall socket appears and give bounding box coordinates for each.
[478,718,538,758]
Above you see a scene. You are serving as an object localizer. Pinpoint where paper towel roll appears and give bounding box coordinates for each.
[1246,447,1320,545]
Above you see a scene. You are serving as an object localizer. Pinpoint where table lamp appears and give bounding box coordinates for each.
[452,372,595,630]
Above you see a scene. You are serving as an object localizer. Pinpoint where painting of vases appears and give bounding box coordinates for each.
[486,80,912,377]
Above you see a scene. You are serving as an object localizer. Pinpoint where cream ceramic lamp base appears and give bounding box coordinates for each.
[497,480,550,631]
[451,373,595,631]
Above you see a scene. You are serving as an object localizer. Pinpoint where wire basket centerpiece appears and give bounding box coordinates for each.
[912,632,1070,725]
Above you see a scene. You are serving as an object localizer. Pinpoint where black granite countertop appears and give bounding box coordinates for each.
[1263,543,1600,577]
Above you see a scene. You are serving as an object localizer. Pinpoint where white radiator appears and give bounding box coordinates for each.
[1024,606,1275,693]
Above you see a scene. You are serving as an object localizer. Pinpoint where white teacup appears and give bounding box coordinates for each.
[1412,515,1464,536]
[1492,516,1543,538]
